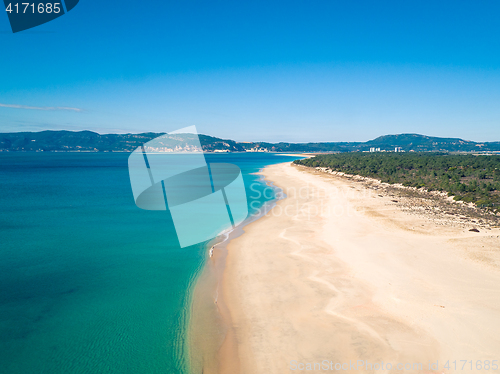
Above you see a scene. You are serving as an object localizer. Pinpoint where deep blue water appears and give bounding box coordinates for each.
[0,152,300,374]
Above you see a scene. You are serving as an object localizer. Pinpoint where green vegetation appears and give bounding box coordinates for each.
[2,131,500,153]
[0,131,247,152]
[295,153,500,212]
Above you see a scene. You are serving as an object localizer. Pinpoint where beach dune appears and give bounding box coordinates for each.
[218,162,500,374]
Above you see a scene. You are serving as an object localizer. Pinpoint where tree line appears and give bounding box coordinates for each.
[294,153,500,212]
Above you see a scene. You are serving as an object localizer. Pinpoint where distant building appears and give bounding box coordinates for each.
[246,147,270,152]
[395,147,403,152]
[370,147,381,152]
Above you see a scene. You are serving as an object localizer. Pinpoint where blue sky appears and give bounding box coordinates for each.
[1,0,500,142]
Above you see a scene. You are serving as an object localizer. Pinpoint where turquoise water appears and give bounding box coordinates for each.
[0,152,300,374]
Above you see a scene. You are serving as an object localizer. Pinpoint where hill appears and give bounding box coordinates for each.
[364,134,483,152]
[0,131,246,152]
[0,131,499,153]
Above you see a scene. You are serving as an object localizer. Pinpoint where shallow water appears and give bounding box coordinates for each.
[0,152,300,374]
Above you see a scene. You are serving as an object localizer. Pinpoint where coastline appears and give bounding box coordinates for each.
[188,173,285,374]
[217,161,500,373]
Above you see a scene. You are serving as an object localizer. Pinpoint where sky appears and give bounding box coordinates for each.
[1,0,500,142]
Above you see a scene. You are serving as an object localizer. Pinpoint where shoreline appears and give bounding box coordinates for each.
[188,171,286,374]
[217,161,500,373]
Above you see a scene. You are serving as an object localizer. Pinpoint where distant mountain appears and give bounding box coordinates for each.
[0,131,246,153]
[363,134,484,152]
[237,133,500,153]
[0,131,499,153]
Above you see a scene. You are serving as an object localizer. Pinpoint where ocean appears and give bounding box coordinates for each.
[0,152,301,374]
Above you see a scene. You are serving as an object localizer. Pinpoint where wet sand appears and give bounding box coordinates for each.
[189,195,281,374]
[217,162,500,373]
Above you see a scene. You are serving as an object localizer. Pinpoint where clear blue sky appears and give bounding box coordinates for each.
[1,0,500,142]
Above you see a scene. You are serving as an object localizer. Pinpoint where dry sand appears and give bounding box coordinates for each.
[217,162,500,374]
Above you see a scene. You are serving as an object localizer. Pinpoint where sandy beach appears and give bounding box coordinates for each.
[217,162,500,374]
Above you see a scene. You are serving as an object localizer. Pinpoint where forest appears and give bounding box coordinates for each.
[294,153,500,212]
